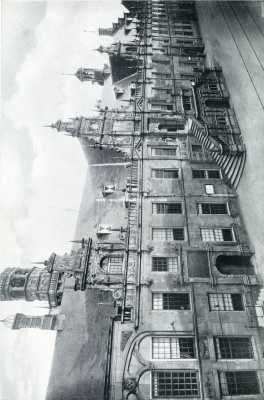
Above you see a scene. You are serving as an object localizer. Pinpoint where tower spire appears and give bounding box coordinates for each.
[75,65,110,85]
[0,313,65,331]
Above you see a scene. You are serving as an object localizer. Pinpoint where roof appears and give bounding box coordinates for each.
[109,54,137,83]
[45,287,114,400]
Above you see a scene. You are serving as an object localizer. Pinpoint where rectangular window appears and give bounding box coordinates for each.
[152,228,184,241]
[152,337,195,359]
[152,257,178,273]
[192,169,206,179]
[152,203,182,214]
[215,337,253,359]
[151,147,177,157]
[152,370,199,397]
[205,184,215,194]
[192,144,202,152]
[219,371,260,396]
[192,169,221,179]
[197,203,228,215]
[207,169,221,179]
[201,228,234,242]
[208,293,244,311]
[152,293,190,310]
[152,169,179,179]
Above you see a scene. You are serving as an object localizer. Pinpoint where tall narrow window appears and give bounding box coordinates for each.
[197,203,228,215]
[152,337,195,359]
[116,306,132,321]
[214,337,253,359]
[152,228,184,241]
[208,293,244,311]
[152,257,178,273]
[152,370,199,397]
[191,144,204,160]
[182,90,192,111]
[152,169,179,179]
[219,371,260,396]
[152,293,190,310]
[152,203,182,214]
[201,228,234,242]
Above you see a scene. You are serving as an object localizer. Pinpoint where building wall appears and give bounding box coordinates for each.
[106,1,264,400]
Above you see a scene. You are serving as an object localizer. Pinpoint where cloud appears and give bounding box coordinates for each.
[1,2,124,400]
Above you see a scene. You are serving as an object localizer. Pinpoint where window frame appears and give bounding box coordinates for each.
[152,370,200,398]
[152,227,185,242]
[192,169,222,180]
[200,227,235,243]
[218,370,260,396]
[151,336,196,360]
[197,202,229,215]
[151,168,179,179]
[208,293,244,311]
[214,336,254,360]
[152,202,183,215]
[100,255,124,275]
[152,256,179,273]
[151,146,178,157]
[152,292,191,311]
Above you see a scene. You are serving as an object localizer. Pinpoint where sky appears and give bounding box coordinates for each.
[0,1,124,399]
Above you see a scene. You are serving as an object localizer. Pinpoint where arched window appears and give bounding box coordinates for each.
[216,255,255,275]
[100,255,124,275]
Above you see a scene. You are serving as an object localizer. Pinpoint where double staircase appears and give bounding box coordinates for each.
[189,117,246,189]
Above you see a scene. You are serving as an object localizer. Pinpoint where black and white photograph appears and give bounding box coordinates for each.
[1,1,264,399]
